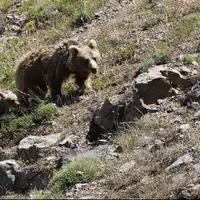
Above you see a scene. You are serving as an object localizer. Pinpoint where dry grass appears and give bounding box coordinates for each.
[1,0,200,198]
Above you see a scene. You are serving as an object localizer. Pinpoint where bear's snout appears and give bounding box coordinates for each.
[89,60,99,74]
[91,68,97,74]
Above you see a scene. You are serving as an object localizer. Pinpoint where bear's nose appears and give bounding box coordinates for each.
[91,68,97,74]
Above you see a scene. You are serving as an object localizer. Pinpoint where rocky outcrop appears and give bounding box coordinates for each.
[0,159,51,195]
[87,65,192,142]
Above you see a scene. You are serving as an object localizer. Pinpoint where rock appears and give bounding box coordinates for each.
[184,81,200,107]
[62,144,120,166]
[119,161,135,173]
[194,109,200,119]
[176,183,200,199]
[135,68,173,104]
[165,153,193,172]
[59,134,79,148]
[179,53,200,63]
[139,136,154,147]
[180,66,191,76]
[0,147,9,161]
[87,89,148,142]
[135,65,191,105]
[178,124,190,132]
[0,159,50,195]
[149,139,164,152]
[0,159,23,195]
[87,65,192,142]
[17,133,61,161]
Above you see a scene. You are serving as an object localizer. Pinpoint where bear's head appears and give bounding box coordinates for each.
[68,39,101,74]
[0,91,20,109]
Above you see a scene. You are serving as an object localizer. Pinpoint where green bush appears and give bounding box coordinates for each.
[49,157,104,192]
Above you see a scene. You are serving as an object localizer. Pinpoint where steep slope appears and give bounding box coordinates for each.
[0,0,200,199]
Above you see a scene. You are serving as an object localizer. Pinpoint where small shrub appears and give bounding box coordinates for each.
[33,103,57,123]
[0,0,13,12]
[182,54,200,65]
[49,157,105,192]
[0,113,33,136]
[152,51,170,65]
[139,59,153,73]
[0,103,57,138]
[140,15,161,30]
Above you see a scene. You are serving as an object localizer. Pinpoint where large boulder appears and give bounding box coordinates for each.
[87,87,149,142]
[87,65,192,142]
[135,65,191,104]
[0,159,53,195]
[17,133,61,161]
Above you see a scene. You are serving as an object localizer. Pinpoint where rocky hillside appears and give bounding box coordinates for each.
[0,0,200,199]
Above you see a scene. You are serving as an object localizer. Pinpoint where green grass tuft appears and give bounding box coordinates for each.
[49,157,105,192]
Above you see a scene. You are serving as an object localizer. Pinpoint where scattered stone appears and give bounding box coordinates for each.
[135,68,173,104]
[62,144,120,166]
[17,133,61,161]
[176,183,200,199]
[139,136,154,147]
[59,134,79,148]
[165,153,193,172]
[119,161,135,173]
[194,109,200,119]
[184,81,200,107]
[178,124,190,132]
[87,89,148,142]
[179,53,200,63]
[149,139,164,152]
[180,66,191,76]
[0,147,9,161]
[0,159,51,195]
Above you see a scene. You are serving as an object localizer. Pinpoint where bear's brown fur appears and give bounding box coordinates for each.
[0,90,20,114]
[15,39,100,105]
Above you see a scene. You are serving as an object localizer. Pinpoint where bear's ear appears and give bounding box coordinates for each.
[88,39,97,49]
[68,45,79,57]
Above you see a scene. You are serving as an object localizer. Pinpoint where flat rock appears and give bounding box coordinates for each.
[119,161,136,173]
[17,133,61,161]
[165,153,193,172]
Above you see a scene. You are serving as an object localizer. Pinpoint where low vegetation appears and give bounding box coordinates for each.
[0,103,57,142]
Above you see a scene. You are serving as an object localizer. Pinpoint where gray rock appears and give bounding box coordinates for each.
[59,134,79,148]
[135,68,173,104]
[165,153,193,172]
[176,183,200,199]
[119,161,135,173]
[184,81,200,107]
[149,139,164,152]
[87,89,148,142]
[180,66,191,76]
[194,109,200,119]
[0,159,53,195]
[0,147,9,161]
[179,53,200,62]
[179,124,190,132]
[17,133,61,161]
[62,144,120,166]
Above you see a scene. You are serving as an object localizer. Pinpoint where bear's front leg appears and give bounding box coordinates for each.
[84,77,96,95]
[50,81,63,106]
[75,74,96,96]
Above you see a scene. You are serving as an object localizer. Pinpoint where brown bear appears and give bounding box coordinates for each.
[0,90,20,114]
[15,39,101,105]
